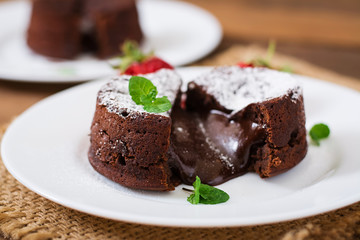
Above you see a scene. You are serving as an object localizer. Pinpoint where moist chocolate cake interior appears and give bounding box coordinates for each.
[169,95,268,186]
[167,67,307,186]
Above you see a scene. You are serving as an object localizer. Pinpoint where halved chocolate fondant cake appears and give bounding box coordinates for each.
[88,67,307,191]
[27,0,143,59]
[88,69,182,191]
[170,66,307,185]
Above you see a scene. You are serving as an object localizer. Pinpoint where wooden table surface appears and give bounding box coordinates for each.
[0,0,360,126]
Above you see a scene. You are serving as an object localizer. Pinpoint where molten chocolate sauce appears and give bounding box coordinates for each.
[169,104,266,186]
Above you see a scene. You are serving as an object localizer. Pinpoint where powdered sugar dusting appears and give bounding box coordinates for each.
[98,69,182,117]
[189,66,302,112]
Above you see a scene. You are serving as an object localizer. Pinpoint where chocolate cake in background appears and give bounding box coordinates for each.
[88,67,308,191]
[27,0,143,59]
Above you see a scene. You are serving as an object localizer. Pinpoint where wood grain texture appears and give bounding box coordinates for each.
[0,82,75,125]
[183,0,360,47]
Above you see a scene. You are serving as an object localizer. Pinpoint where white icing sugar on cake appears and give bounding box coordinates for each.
[98,69,182,117]
[189,66,302,112]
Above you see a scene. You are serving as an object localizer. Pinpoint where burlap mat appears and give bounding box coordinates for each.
[1,45,360,240]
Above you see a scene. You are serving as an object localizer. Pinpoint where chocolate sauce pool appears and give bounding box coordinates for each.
[169,104,266,186]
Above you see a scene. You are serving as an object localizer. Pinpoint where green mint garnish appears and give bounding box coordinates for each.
[279,65,293,73]
[309,123,330,146]
[118,41,147,72]
[249,40,293,73]
[129,76,172,113]
[266,39,276,62]
[251,39,275,69]
[143,96,172,113]
[252,58,271,68]
[129,76,157,105]
[186,176,229,205]
[111,41,155,73]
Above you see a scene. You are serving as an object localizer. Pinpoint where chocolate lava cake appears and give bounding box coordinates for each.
[89,69,182,191]
[27,0,143,59]
[88,67,308,191]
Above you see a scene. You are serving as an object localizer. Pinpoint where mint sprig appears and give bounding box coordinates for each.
[309,123,330,146]
[253,39,276,68]
[129,76,172,113]
[129,76,157,105]
[143,96,172,113]
[118,41,148,72]
[186,176,229,205]
[112,41,155,73]
[245,40,293,73]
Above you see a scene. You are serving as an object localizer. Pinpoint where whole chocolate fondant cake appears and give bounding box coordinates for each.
[27,0,142,59]
[88,67,307,191]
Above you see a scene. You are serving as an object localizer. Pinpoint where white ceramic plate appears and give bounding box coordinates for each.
[2,67,360,227]
[0,0,222,83]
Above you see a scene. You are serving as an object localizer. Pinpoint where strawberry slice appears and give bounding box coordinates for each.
[116,41,173,75]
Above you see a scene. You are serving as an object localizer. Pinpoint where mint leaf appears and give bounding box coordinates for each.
[279,65,293,73]
[198,183,230,204]
[140,88,157,105]
[143,96,172,113]
[252,58,271,68]
[266,39,276,62]
[118,56,135,72]
[187,176,201,204]
[309,123,330,146]
[187,176,229,205]
[187,194,196,204]
[246,40,294,73]
[129,76,157,105]
[118,41,147,72]
[128,76,172,113]
[114,41,155,73]
[250,40,275,68]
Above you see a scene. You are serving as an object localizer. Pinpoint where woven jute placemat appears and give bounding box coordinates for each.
[1,45,360,240]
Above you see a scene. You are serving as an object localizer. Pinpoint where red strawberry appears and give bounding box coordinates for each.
[237,62,254,68]
[116,41,173,75]
[124,57,173,75]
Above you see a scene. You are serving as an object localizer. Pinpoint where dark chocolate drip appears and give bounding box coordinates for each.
[169,103,266,186]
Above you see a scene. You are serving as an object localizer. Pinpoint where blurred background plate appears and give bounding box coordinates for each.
[0,0,222,83]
